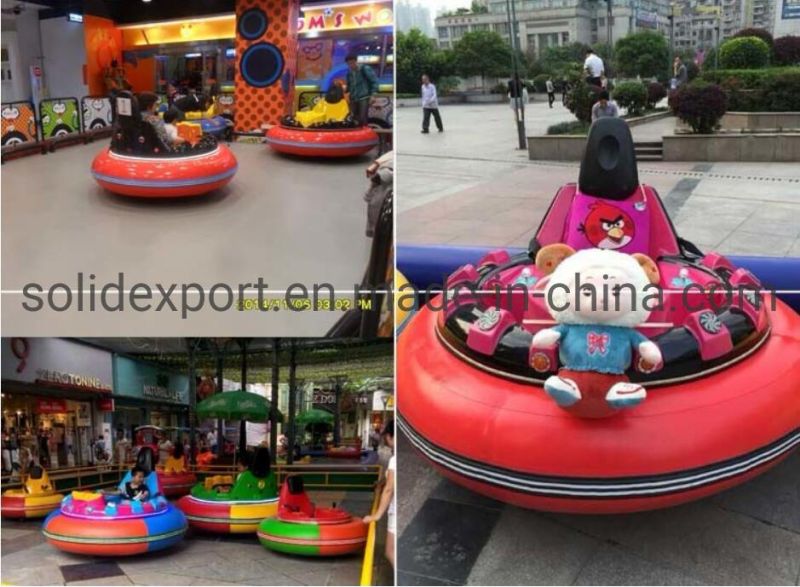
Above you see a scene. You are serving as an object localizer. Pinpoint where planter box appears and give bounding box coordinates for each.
[397,96,465,108]
[676,112,800,133]
[527,135,586,160]
[663,133,800,161]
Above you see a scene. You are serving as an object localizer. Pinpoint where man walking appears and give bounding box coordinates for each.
[420,74,443,133]
[546,77,556,108]
[345,53,380,126]
[584,48,605,87]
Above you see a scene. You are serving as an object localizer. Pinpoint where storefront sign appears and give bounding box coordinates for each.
[35,369,112,392]
[97,398,115,412]
[636,10,658,29]
[142,385,181,402]
[312,389,336,408]
[113,356,188,405]
[35,399,68,414]
[298,1,393,33]
[2,338,114,389]
[372,390,394,411]
[783,0,800,19]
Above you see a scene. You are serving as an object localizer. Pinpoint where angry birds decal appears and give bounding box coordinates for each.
[578,202,635,250]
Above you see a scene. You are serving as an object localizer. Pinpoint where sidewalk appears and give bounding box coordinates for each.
[398,433,800,586]
[397,102,800,257]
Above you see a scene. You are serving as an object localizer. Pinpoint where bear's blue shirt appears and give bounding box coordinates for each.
[553,323,648,374]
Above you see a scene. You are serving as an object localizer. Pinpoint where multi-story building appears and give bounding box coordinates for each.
[434,0,674,57]
[773,0,800,35]
[397,0,434,37]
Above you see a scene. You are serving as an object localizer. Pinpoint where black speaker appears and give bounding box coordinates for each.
[238,8,268,40]
[240,42,284,88]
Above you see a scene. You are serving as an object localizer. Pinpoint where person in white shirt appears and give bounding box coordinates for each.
[420,74,443,134]
[362,420,395,569]
[546,78,556,108]
[584,48,605,87]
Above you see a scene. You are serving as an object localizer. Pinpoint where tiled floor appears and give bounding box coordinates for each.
[0,491,390,586]
[398,433,800,586]
[1,142,376,335]
[396,102,800,257]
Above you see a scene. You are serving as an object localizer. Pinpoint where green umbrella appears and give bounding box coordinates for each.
[295,408,334,425]
[196,390,284,422]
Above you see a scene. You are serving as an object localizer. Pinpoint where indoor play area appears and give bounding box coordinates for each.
[1,0,393,334]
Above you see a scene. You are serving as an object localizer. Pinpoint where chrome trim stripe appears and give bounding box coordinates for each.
[43,526,186,544]
[93,166,237,188]
[399,417,800,498]
[265,137,377,149]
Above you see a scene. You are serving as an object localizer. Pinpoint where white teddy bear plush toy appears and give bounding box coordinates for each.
[531,244,663,418]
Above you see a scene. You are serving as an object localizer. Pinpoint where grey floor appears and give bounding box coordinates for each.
[398,433,800,586]
[1,490,386,586]
[1,142,375,335]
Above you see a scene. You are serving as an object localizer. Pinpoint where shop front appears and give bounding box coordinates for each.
[112,356,190,448]
[1,338,114,471]
[296,0,394,124]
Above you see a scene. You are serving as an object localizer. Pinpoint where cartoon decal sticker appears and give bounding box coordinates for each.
[40,99,80,138]
[1,102,38,146]
[81,97,113,132]
[578,203,635,250]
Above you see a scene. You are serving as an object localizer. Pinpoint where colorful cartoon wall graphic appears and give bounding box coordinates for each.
[39,98,80,138]
[81,96,113,131]
[1,102,38,145]
[83,15,123,96]
[234,0,300,133]
[297,39,333,80]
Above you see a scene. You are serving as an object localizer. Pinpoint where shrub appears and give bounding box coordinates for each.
[733,27,774,47]
[565,80,602,123]
[700,67,800,88]
[613,81,648,116]
[646,81,667,109]
[761,71,800,111]
[490,82,507,94]
[438,76,461,95]
[773,36,800,66]
[547,120,590,135]
[719,37,771,69]
[533,73,550,93]
[670,81,728,134]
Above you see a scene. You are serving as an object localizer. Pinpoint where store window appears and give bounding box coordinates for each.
[2,395,95,470]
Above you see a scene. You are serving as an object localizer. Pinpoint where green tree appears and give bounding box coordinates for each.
[396,28,454,94]
[615,31,670,78]
[452,30,513,90]
[471,0,489,13]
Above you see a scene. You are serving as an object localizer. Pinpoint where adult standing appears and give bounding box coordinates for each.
[362,420,395,570]
[546,78,556,108]
[157,435,173,466]
[420,74,443,134]
[508,74,525,121]
[672,57,688,90]
[345,53,380,127]
[584,48,605,87]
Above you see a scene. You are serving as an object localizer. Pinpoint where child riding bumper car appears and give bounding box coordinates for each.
[91,91,237,198]
[266,86,378,158]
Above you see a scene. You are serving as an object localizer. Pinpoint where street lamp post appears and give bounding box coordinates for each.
[505,0,526,150]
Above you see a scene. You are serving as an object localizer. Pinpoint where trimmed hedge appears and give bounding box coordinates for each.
[773,36,800,66]
[733,27,774,47]
[719,37,771,69]
[700,67,800,88]
[614,81,648,116]
[670,81,728,134]
[547,120,590,135]
[646,81,667,109]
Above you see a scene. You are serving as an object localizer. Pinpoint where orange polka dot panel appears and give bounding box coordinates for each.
[235,0,300,133]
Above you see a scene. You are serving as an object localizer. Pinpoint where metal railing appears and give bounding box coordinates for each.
[2,463,381,493]
[360,488,382,586]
